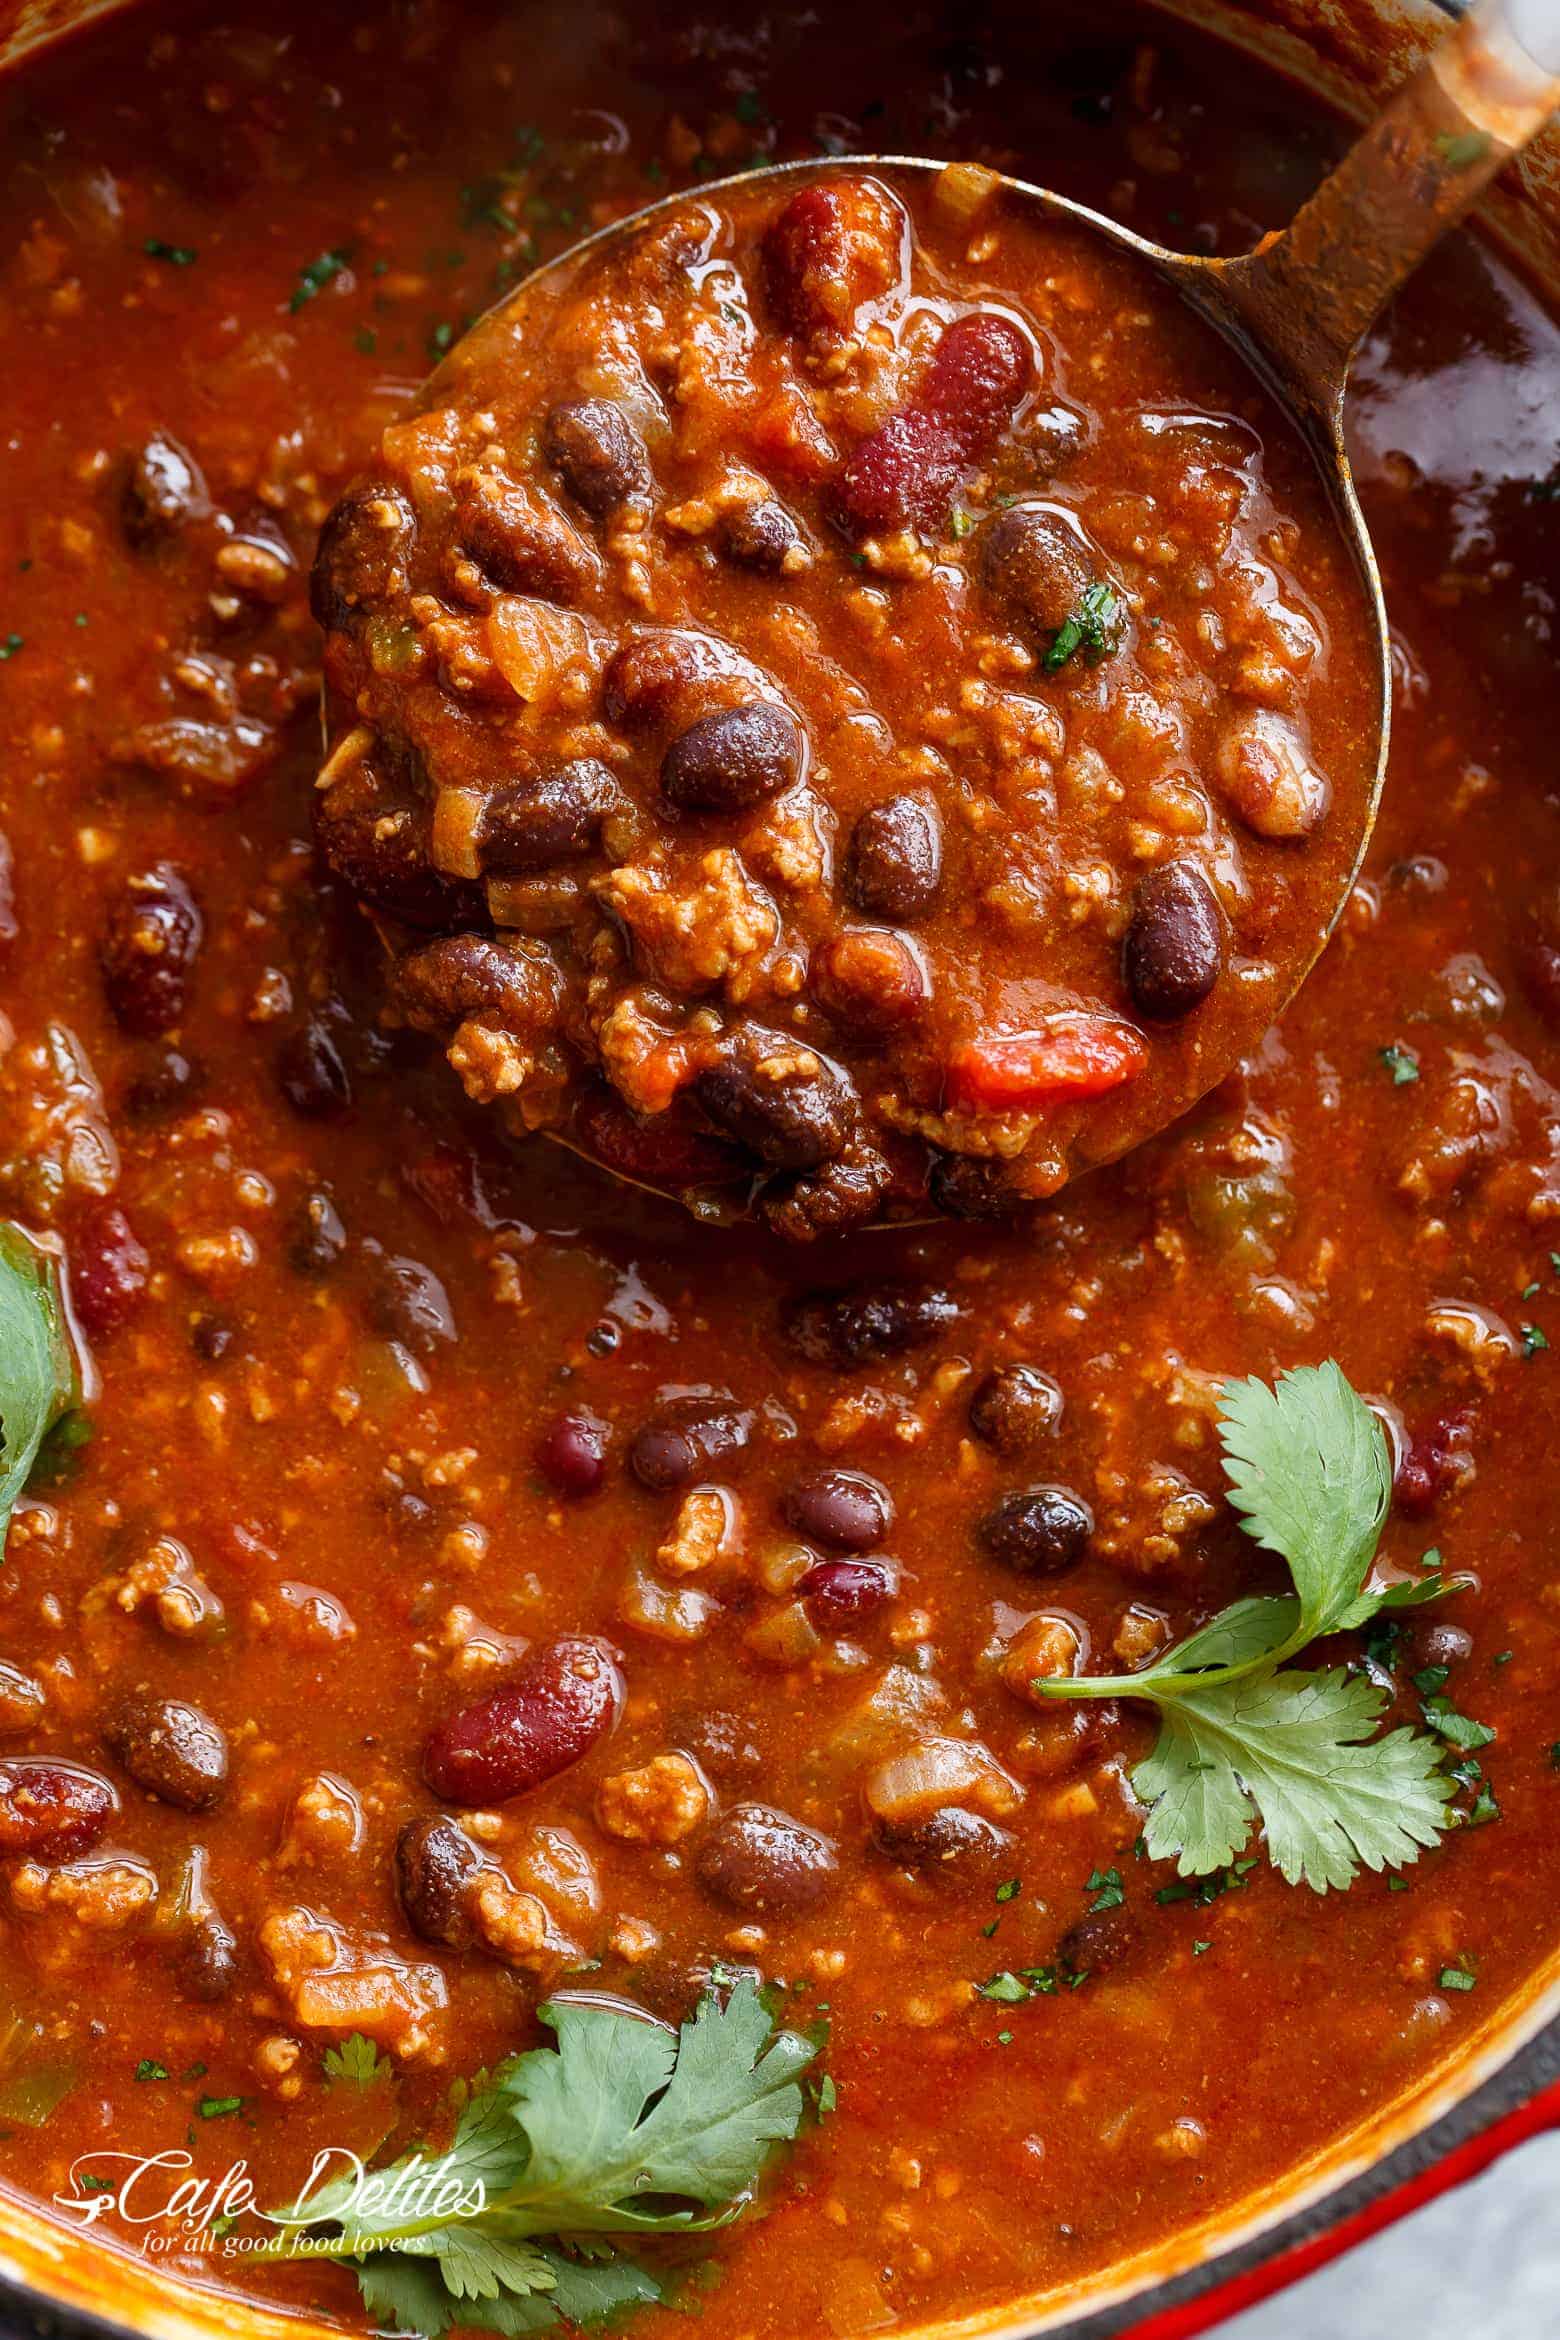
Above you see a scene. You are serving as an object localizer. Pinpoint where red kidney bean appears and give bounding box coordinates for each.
[980,503,1094,631]
[536,1410,610,1499]
[423,1635,623,1804]
[661,701,804,814]
[1394,1405,1473,1516]
[719,499,804,573]
[0,1758,117,1859]
[120,432,209,553]
[104,1693,228,1812]
[694,1029,856,1170]
[69,1202,150,1340]
[810,929,928,1032]
[843,795,942,920]
[310,479,415,630]
[762,180,904,342]
[1057,1905,1135,1978]
[478,761,620,872]
[368,1256,456,1354]
[837,312,1032,536]
[395,1813,482,1947]
[800,1557,895,1628]
[874,1806,1015,1880]
[629,1392,751,1491]
[573,1087,745,1191]
[782,1467,892,1551]
[923,312,1034,451]
[544,399,650,515]
[99,864,203,1036]
[968,1363,1063,1454]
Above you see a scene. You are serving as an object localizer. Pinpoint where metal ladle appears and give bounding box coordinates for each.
[410,0,1560,1222]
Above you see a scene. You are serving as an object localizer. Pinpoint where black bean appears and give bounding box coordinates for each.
[311,480,416,630]
[289,1189,347,1277]
[454,472,599,602]
[661,701,804,814]
[99,865,203,1036]
[104,1693,228,1813]
[395,1814,482,1948]
[782,1467,891,1551]
[927,1151,1022,1221]
[719,499,804,573]
[629,1392,750,1491]
[369,1256,456,1354]
[536,1411,610,1499]
[315,788,483,931]
[120,432,208,551]
[478,761,620,873]
[696,1803,838,1915]
[1404,1619,1474,1673]
[125,1047,202,1121]
[392,934,560,1034]
[978,1486,1094,1576]
[1123,862,1225,1022]
[694,1029,854,1170]
[969,1364,1063,1456]
[544,399,650,516]
[873,1806,1016,1881]
[177,1912,239,2004]
[844,795,941,920]
[980,504,1094,631]
[1056,1905,1134,1979]
[276,1013,353,1119]
[782,1280,960,1369]
[190,1312,236,1363]
[760,1136,893,1241]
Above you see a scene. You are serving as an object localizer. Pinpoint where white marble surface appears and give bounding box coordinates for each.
[1223,2132,1560,2338]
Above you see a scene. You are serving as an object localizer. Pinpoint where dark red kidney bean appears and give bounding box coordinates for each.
[1057,1904,1135,1978]
[1521,932,1560,1029]
[629,1392,751,1491]
[782,1280,960,1368]
[923,312,1034,451]
[927,1151,1022,1221]
[980,504,1094,631]
[125,1046,201,1121]
[661,701,804,815]
[668,1706,764,1779]
[104,1692,228,1812]
[761,180,903,341]
[978,1485,1094,1575]
[99,864,203,1037]
[800,1557,895,1628]
[602,629,710,732]
[453,472,599,603]
[837,405,964,538]
[395,1813,482,1947]
[69,1202,150,1340]
[288,1189,347,1278]
[573,1087,746,1191]
[0,833,16,954]
[120,432,209,552]
[1394,1405,1473,1516]
[844,795,941,921]
[0,1759,117,1859]
[544,399,649,516]
[368,1256,455,1353]
[190,1312,235,1364]
[873,1806,1015,1880]
[695,1032,855,1171]
[276,1014,353,1119]
[311,479,416,629]
[810,929,927,1032]
[696,1803,838,1915]
[969,1363,1063,1455]
[1123,863,1225,1022]
[478,761,620,873]
[314,788,482,932]
[177,1911,239,2004]
[782,1467,892,1551]
[423,1635,624,1804]
[719,499,804,573]
[536,1410,610,1499]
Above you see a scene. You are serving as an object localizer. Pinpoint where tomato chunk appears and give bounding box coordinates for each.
[946,1019,1148,1112]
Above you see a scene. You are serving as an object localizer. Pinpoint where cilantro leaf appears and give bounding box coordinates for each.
[1137,1670,1453,1890]
[274,1983,819,2331]
[321,2032,392,2089]
[1039,1361,1463,1891]
[0,1227,77,1558]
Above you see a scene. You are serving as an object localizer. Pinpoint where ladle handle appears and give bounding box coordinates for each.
[1207,0,1560,422]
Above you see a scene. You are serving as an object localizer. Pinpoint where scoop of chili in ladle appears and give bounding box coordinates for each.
[311,0,1559,1236]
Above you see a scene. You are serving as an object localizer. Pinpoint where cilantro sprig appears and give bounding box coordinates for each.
[1040,1363,1464,1891]
[0,1225,77,1558]
[271,1983,820,2334]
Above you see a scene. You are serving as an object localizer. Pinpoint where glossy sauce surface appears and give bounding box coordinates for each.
[0,5,1558,2337]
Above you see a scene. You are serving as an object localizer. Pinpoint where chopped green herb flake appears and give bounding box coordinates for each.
[322,2033,391,2089]
[289,248,351,313]
[1434,129,1491,170]
[198,2095,245,2120]
[1085,1866,1125,1913]
[1044,580,1123,672]
[1422,1694,1495,1752]
[1521,1322,1550,1359]
[134,2059,169,2083]
[144,237,198,266]
[1379,1043,1419,1086]
[0,634,24,661]
[1438,1961,1478,1992]
[995,1877,1020,1904]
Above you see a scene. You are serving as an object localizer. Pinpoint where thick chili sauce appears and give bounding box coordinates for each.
[0,4,1558,2338]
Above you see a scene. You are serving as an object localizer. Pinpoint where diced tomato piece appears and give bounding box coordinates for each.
[946,1018,1148,1113]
